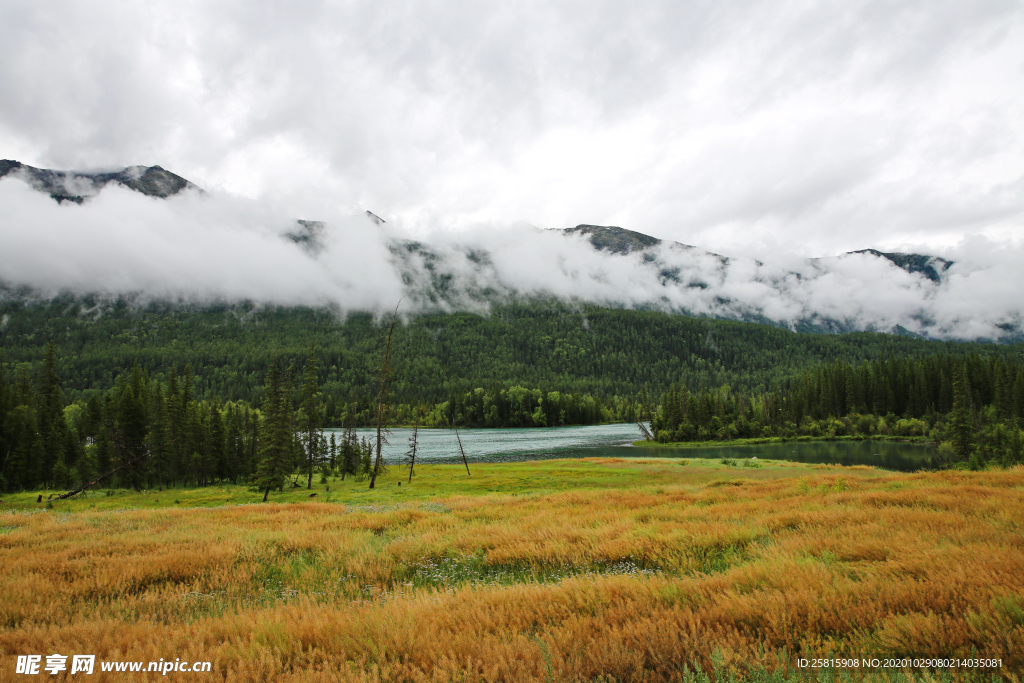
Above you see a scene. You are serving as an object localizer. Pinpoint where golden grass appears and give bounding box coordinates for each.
[0,460,1022,681]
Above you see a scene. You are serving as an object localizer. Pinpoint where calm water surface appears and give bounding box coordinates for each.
[329,423,937,471]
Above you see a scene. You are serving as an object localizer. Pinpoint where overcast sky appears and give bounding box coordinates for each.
[1,0,1023,257]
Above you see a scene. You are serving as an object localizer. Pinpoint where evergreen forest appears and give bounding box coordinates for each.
[2,296,1024,492]
[651,354,1024,469]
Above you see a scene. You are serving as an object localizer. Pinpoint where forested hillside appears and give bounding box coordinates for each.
[3,294,1024,491]
[4,295,1023,425]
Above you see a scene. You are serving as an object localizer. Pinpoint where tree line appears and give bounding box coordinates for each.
[651,353,1024,468]
[0,342,619,494]
[0,344,391,494]
[5,334,1024,493]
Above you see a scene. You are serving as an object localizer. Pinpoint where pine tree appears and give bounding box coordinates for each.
[209,399,226,482]
[949,366,975,460]
[224,405,243,483]
[994,360,1010,419]
[360,437,373,475]
[115,364,149,490]
[1013,370,1024,425]
[340,426,360,480]
[256,359,293,502]
[149,383,170,489]
[300,346,322,489]
[39,341,64,487]
[0,355,10,490]
[369,310,399,490]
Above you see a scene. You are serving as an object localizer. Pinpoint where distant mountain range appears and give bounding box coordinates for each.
[0,159,199,203]
[562,224,953,284]
[2,160,1015,341]
[0,159,951,282]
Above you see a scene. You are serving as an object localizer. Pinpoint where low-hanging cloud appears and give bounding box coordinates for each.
[0,177,402,308]
[1,175,1021,341]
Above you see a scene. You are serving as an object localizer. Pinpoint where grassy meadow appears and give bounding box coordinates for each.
[0,458,1022,682]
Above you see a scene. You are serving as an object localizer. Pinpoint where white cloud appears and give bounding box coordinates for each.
[2,174,1020,340]
[1,0,1022,256]
[0,178,401,307]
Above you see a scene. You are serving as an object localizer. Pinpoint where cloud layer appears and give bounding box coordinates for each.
[1,176,1021,341]
[1,0,1023,256]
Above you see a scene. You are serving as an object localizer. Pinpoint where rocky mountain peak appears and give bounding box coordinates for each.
[0,160,201,203]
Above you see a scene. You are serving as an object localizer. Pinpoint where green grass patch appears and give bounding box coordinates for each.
[0,458,882,514]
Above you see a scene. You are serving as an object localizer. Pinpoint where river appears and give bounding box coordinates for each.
[328,423,938,472]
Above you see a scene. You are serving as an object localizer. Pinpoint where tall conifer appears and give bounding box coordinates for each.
[950,366,975,459]
[300,346,322,489]
[256,358,292,501]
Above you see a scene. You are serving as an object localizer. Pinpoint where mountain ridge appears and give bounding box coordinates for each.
[4,160,1012,342]
[0,159,200,203]
[1,160,948,275]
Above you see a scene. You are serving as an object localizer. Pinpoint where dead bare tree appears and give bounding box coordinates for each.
[455,426,470,476]
[54,425,149,500]
[636,390,654,441]
[405,412,420,483]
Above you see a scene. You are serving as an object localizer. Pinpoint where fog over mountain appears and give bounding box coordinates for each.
[0,160,198,203]
[1,164,1021,341]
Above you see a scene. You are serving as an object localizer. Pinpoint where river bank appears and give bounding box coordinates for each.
[633,434,937,449]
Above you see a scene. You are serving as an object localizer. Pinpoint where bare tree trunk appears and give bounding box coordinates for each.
[370,421,385,489]
[455,426,470,476]
[407,417,419,482]
[307,440,314,490]
[54,426,148,500]
[636,392,654,441]
[54,452,149,500]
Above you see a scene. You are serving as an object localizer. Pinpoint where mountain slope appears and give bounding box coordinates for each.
[1,161,1018,342]
[0,160,200,203]
[3,294,1021,414]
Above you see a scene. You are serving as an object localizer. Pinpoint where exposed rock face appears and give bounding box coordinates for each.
[564,224,665,254]
[0,160,201,203]
[566,225,954,283]
[285,219,327,256]
[849,249,952,283]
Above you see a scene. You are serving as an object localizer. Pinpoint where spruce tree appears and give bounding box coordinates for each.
[149,383,170,489]
[209,399,226,482]
[1013,370,1024,425]
[300,346,322,489]
[256,359,292,502]
[369,311,399,490]
[39,341,64,487]
[115,364,149,490]
[949,367,975,460]
[340,426,360,480]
